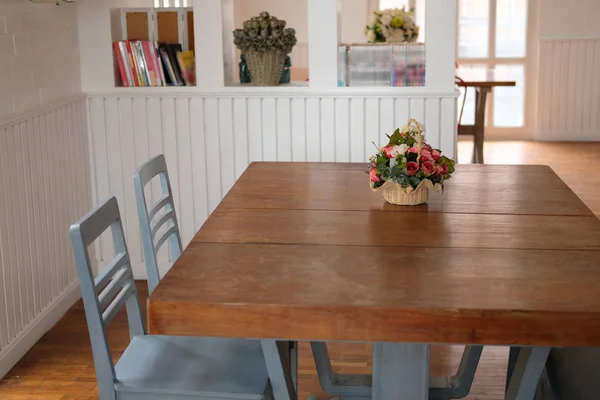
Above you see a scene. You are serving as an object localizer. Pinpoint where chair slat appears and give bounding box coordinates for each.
[95,251,129,291]
[102,281,135,326]
[154,226,178,254]
[148,194,171,222]
[150,210,175,239]
[98,266,132,311]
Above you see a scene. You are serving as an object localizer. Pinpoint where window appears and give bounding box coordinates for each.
[456,0,529,130]
[154,0,190,7]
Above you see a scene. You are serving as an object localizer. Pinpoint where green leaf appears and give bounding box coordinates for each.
[372,180,385,189]
[409,176,421,188]
[380,167,392,181]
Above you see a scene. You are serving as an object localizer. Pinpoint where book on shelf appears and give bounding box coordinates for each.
[113,40,196,87]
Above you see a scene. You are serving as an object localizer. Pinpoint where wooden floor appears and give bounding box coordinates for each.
[1,140,599,400]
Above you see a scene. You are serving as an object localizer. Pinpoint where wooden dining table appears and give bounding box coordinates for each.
[456,68,516,164]
[148,162,600,400]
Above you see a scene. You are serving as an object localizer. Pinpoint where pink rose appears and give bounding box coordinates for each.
[408,146,418,154]
[434,165,444,176]
[369,168,380,183]
[431,149,441,161]
[421,160,435,176]
[406,161,419,176]
[381,145,393,158]
[441,163,449,174]
[424,144,433,151]
[420,149,432,161]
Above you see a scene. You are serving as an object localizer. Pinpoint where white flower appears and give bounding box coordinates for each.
[391,144,409,157]
[368,14,379,25]
[386,29,406,42]
[381,14,392,26]
[367,30,376,43]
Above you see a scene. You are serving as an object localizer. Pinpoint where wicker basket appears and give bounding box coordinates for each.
[370,118,443,206]
[244,49,287,86]
[371,179,442,206]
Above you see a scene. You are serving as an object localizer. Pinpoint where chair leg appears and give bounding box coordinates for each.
[262,340,297,400]
[289,341,298,392]
[506,346,521,393]
[505,347,550,400]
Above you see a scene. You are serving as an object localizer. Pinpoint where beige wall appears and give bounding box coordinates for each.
[0,1,81,121]
[539,0,600,39]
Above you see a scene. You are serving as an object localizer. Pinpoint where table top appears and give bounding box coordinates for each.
[456,68,516,88]
[148,163,600,347]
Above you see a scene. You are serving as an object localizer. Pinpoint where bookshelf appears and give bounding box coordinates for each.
[77,0,456,93]
[110,7,196,87]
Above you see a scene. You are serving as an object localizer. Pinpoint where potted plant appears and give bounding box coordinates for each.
[368,119,455,206]
[233,12,297,86]
[365,7,420,43]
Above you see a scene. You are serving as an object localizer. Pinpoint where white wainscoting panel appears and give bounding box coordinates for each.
[0,94,91,379]
[87,92,457,277]
[535,39,600,141]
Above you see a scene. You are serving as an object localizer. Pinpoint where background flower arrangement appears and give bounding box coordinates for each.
[364,7,420,43]
[233,12,297,86]
[233,12,297,55]
[368,119,455,205]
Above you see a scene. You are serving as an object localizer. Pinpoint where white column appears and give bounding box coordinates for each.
[77,0,114,92]
[307,0,338,87]
[424,0,457,91]
[193,0,226,89]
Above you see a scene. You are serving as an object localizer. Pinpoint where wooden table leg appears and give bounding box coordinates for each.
[372,342,430,400]
[471,87,490,164]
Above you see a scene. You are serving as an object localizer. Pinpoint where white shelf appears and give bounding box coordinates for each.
[91,85,460,99]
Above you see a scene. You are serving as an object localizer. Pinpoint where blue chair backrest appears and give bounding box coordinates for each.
[133,154,183,293]
[69,196,145,400]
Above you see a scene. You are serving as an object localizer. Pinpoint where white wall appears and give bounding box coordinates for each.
[0,95,90,379]
[534,0,600,141]
[339,0,371,44]
[539,0,600,40]
[0,1,81,121]
[0,1,90,380]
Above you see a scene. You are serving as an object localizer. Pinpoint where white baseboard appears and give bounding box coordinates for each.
[0,281,81,379]
[534,131,600,141]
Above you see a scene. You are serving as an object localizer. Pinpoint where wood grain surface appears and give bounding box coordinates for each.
[148,163,600,346]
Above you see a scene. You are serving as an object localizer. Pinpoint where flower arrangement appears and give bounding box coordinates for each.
[233,12,297,55]
[368,119,455,205]
[365,7,419,43]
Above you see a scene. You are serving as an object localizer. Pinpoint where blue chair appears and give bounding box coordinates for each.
[70,197,278,400]
[133,154,182,294]
[133,154,298,399]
